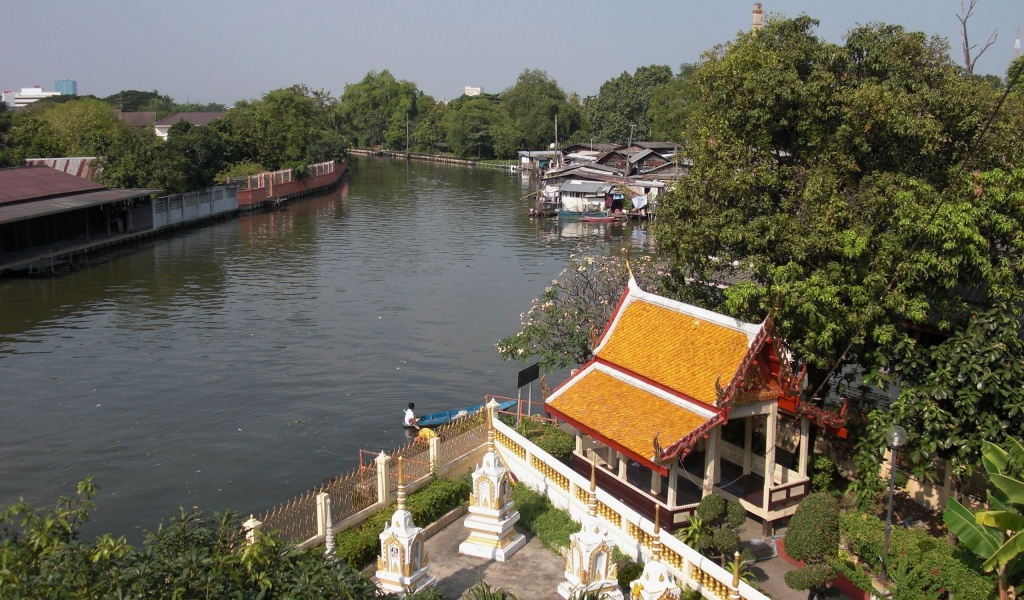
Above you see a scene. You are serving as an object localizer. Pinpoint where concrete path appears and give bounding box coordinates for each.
[420,514,854,599]
[425,516,565,600]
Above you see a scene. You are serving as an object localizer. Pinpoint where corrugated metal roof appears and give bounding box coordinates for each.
[24,157,97,180]
[0,166,106,205]
[560,180,612,194]
[154,111,227,127]
[0,188,161,225]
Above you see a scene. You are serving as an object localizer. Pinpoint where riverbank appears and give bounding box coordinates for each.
[348,148,517,171]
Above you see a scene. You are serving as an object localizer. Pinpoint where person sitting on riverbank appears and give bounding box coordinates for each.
[404,402,420,429]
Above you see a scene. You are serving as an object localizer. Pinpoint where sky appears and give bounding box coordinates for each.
[2,1,1020,106]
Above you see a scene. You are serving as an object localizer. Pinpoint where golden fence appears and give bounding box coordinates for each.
[258,463,376,543]
[438,414,487,467]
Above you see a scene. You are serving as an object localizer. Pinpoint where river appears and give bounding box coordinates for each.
[0,156,655,540]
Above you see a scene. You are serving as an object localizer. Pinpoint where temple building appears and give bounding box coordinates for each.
[544,277,845,534]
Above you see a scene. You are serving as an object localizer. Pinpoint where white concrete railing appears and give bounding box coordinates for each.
[492,418,769,600]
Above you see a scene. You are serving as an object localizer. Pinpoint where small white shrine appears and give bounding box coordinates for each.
[459,400,526,561]
[558,464,623,599]
[376,457,436,595]
[630,507,680,600]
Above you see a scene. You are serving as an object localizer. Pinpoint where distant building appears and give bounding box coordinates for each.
[55,79,77,96]
[2,86,62,109]
[153,111,228,141]
[464,86,482,96]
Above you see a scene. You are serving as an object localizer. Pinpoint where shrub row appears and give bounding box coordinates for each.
[510,483,576,553]
[333,475,472,569]
[839,511,995,600]
[515,417,575,463]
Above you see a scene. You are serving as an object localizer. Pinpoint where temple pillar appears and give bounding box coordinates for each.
[666,461,677,507]
[651,470,662,497]
[762,405,778,515]
[703,429,719,497]
[798,416,810,477]
[618,452,628,480]
[743,416,753,475]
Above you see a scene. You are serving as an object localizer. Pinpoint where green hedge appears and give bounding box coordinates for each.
[333,475,471,569]
[839,511,995,600]
[515,418,575,463]
[510,483,575,553]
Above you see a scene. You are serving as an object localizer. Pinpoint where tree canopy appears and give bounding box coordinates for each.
[652,15,1024,505]
[586,64,674,143]
[500,68,585,152]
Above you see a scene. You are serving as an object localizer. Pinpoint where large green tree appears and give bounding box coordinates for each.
[656,16,1024,388]
[499,68,584,151]
[654,15,1024,504]
[586,64,674,143]
[337,70,422,149]
[443,96,513,159]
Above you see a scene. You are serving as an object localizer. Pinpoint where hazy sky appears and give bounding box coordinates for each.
[3,1,1020,105]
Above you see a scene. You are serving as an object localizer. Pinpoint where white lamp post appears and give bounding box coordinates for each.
[882,424,907,579]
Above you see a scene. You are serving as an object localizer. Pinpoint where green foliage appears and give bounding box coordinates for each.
[675,494,744,563]
[465,579,519,599]
[841,510,995,599]
[811,454,837,494]
[338,70,423,149]
[0,478,410,598]
[442,96,513,159]
[333,475,471,569]
[509,484,575,553]
[613,550,644,593]
[496,253,663,370]
[655,14,1024,400]
[215,160,267,184]
[515,418,575,463]
[786,493,840,563]
[785,493,840,598]
[586,64,674,143]
[500,68,584,151]
[829,555,873,594]
[945,435,1024,598]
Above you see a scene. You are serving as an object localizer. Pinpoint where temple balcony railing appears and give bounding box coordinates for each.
[492,417,770,600]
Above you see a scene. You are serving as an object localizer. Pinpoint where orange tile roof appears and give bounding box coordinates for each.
[597,299,752,404]
[547,369,712,461]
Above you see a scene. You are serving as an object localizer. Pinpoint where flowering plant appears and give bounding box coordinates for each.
[496,252,663,370]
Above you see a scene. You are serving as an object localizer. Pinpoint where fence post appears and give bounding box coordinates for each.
[243,514,263,545]
[376,451,392,506]
[316,492,329,539]
[429,436,441,474]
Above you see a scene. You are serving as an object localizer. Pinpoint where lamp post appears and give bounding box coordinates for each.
[882,424,907,580]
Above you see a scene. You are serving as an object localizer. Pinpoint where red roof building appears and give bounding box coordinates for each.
[543,277,840,532]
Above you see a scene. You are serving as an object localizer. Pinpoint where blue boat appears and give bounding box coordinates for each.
[408,400,518,428]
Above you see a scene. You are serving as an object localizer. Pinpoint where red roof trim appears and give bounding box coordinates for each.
[545,402,670,477]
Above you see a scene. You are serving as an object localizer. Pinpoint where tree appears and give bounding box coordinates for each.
[93,124,161,189]
[500,69,584,151]
[647,63,698,143]
[338,70,422,149]
[0,479,442,599]
[655,15,1024,395]
[674,494,746,566]
[945,435,1024,600]
[957,0,998,77]
[443,96,512,159]
[153,120,228,193]
[496,253,662,370]
[586,65,674,143]
[784,493,841,600]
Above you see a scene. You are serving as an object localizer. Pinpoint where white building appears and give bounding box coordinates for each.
[464,86,482,96]
[3,86,62,109]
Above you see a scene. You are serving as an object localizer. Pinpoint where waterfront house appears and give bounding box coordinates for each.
[558,180,614,214]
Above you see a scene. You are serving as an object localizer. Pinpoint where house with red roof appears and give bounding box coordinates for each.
[544,276,846,533]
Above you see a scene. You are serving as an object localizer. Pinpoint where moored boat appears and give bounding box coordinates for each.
[407,399,518,428]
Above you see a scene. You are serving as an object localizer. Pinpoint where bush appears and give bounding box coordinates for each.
[812,454,837,494]
[333,475,471,569]
[510,484,577,553]
[786,493,840,562]
[516,418,575,463]
[839,510,995,600]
